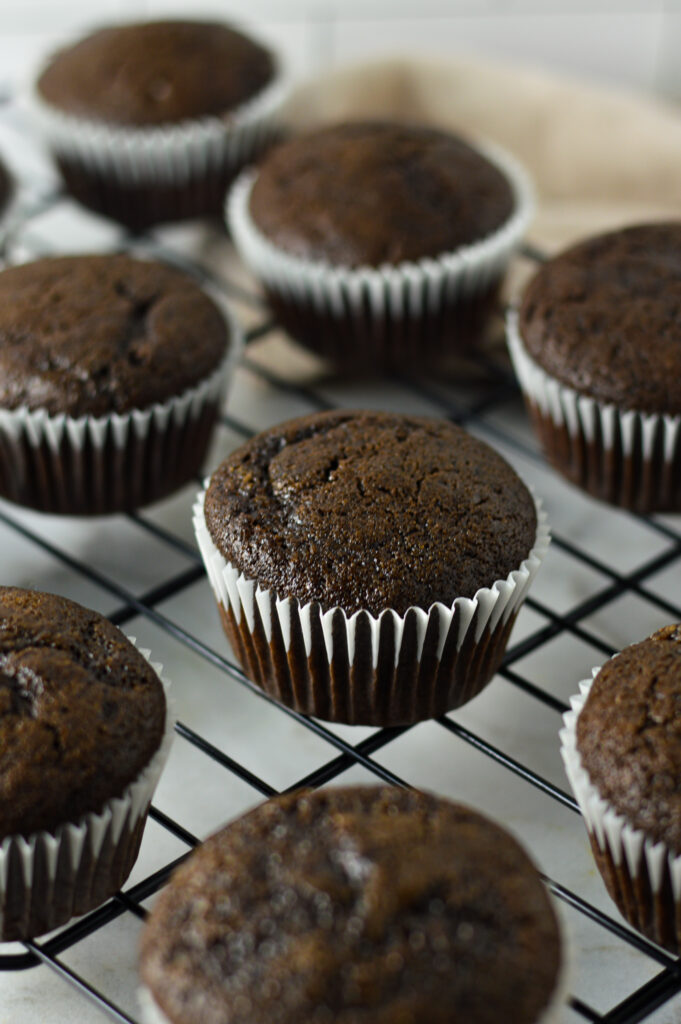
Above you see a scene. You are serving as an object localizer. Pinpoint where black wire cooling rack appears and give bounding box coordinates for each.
[0,92,681,1024]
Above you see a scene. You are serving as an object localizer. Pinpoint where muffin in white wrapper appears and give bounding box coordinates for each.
[507,223,681,513]
[29,22,288,231]
[507,309,681,513]
[0,257,242,516]
[193,484,550,726]
[227,132,534,369]
[561,634,681,954]
[138,788,567,1024]
[0,639,174,942]
[0,348,237,515]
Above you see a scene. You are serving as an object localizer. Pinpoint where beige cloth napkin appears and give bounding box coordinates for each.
[283,55,681,254]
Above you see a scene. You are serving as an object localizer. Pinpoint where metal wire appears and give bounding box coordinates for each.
[1,108,680,1024]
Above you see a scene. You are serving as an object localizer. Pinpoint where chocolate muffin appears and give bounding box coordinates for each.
[205,410,537,616]
[140,787,564,1024]
[249,121,514,266]
[228,121,533,368]
[561,625,681,952]
[37,21,274,127]
[508,222,681,511]
[0,586,171,940]
[0,253,235,514]
[33,20,284,229]
[194,410,548,724]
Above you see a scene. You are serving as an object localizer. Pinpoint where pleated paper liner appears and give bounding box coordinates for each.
[226,139,534,369]
[561,673,681,954]
[507,310,681,513]
[28,65,288,231]
[193,484,550,726]
[0,299,242,516]
[0,642,174,942]
[139,989,171,1024]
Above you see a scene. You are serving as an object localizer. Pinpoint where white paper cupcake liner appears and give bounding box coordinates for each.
[226,140,534,365]
[0,296,242,515]
[507,309,681,512]
[560,669,681,951]
[29,70,287,186]
[193,483,550,725]
[139,987,171,1024]
[0,640,174,942]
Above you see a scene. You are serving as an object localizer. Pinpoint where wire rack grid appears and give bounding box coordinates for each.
[0,92,680,1024]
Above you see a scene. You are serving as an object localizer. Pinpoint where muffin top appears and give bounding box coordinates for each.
[0,254,229,417]
[248,121,516,267]
[0,586,166,839]
[140,786,562,1024]
[37,20,275,126]
[577,624,681,852]
[205,410,537,616]
[519,223,681,415]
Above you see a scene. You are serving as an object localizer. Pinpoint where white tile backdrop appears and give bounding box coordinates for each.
[1,0,681,99]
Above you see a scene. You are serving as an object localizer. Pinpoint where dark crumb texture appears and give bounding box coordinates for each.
[205,410,537,616]
[0,157,12,218]
[0,254,229,417]
[519,222,681,415]
[37,20,274,126]
[140,786,562,1024]
[0,586,166,838]
[577,624,681,852]
[249,121,515,267]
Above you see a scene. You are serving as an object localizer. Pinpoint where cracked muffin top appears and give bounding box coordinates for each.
[0,254,229,417]
[248,121,516,267]
[577,624,681,852]
[518,222,681,415]
[204,410,537,616]
[140,786,562,1024]
[37,20,275,127]
[0,586,166,838]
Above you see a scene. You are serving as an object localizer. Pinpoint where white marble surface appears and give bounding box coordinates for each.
[0,95,679,1024]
